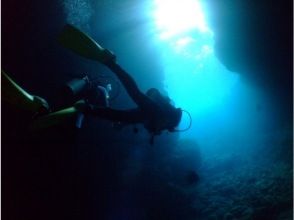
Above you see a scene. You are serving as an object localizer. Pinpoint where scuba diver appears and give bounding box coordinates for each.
[58,24,183,144]
[79,52,182,137]
[2,24,186,144]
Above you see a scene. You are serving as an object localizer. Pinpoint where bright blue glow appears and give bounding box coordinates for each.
[150,0,240,135]
[153,0,210,39]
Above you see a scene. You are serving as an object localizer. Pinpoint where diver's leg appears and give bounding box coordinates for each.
[30,102,142,131]
[105,61,156,110]
[87,106,144,124]
[30,106,78,131]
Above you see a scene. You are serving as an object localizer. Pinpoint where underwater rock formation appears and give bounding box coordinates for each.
[206,0,292,92]
[205,0,293,129]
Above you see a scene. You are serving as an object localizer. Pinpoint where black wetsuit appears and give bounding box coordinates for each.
[88,61,163,133]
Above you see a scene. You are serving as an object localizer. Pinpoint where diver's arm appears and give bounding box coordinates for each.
[58,25,156,110]
[105,61,156,110]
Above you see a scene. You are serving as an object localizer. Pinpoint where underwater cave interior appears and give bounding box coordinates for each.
[2,0,293,219]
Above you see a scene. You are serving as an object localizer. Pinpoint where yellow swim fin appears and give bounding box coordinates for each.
[58,24,115,64]
[29,106,78,131]
[2,70,49,113]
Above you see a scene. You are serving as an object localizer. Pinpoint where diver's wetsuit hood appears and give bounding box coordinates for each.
[167,107,182,131]
[146,88,182,133]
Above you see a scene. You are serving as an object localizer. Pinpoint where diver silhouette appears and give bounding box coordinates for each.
[3,25,183,144]
[58,24,183,144]
[79,52,183,143]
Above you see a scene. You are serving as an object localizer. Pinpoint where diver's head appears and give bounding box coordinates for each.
[146,88,171,105]
[146,88,160,99]
[166,107,182,132]
[146,88,182,132]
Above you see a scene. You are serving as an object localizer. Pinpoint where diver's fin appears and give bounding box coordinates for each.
[58,24,114,63]
[2,70,49,112]
[29,99,90,131]
[29,106,78,131]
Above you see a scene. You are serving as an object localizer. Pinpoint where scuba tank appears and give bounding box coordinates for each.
[59,76,90,107]
[64,76,112,128]
[65,76,89,96]
[75,83,111,128]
